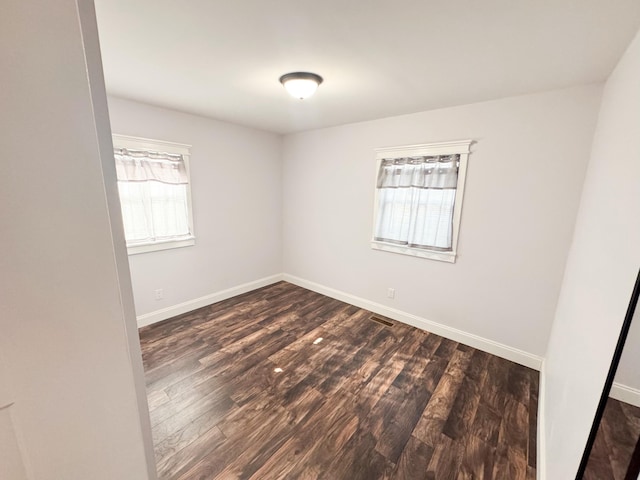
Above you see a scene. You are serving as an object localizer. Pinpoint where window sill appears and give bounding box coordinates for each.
[127,236,195,255]
[371,241,456,263]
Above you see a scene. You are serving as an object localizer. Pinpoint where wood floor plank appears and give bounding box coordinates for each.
[375,383,432,464]
[144,343,211,393]
[601,398,640,479]
[389,435,434,480]
[620,401,640,433]
[152,390,235,444]
[139,281,539,479]
[412,352,472,447]
[492,444,527,480]
[345,348,406,413]
[427,434,464,480]
[471,402,502,447]
[507,363,531,407]
[584,396,640,479]
[456,433,495,480]
[245,393,356,480]
[584,423,617,480]
[443,375,482,441]
[319,425,395,480]
[156,424,227,480]
[480,356,510,414]
[421,356,450,397]
[497,397,529,456]
[154,404,234,465]
[465,350,491,384]
[214,390,330,480]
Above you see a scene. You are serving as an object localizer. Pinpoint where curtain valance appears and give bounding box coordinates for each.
[377,155,459,190]
[114,148,188,185]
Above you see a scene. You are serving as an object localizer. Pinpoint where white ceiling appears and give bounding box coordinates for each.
[95,0,640,134]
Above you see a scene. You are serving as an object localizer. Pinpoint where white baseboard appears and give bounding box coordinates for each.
[138,272,545,370]
[537,360,546,480]
[282,274,543,370]
[532,382,640,480]
[610,382,640,407]
[136,274,284,328]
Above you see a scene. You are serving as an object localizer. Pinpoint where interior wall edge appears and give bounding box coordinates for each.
[283,273,544,370]
[610,382,640,408]
[136,274,284,327]
[0,404,29,480]
[77,2,158,478]
[537,359,547,480]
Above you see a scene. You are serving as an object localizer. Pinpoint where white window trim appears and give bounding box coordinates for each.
[126,236,196,255]
[371,139,473,263]
[112,134,196,256]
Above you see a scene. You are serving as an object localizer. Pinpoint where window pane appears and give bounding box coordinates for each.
[375,188,413,243]
[374,187,456,250]
[410,189,456,249]
[148,182,190,239]
[117,180,190,244]
[117,182,152,242]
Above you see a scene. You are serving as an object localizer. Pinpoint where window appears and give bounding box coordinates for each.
[112,134,195,255]
[371,140,472,263]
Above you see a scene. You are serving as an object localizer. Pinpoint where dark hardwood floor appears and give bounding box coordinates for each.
[139,281,538,479]
[583,396,640,480]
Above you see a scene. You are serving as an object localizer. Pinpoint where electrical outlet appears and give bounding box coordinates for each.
[154,289,163,300]
[387,288,395,299]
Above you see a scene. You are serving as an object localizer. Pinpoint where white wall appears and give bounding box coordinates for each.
[0,350,27,480]
[0,1,154,479]
[107,97,282,318]
[0,409,27,480]
[542,29,640,479]
[615,309,640,394]
[282,85,601,359]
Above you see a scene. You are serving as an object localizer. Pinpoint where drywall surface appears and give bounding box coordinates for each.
[0,0,153,478]
[282,85,601,357]
[0,351,27,480]
[542,29,640,479]
[616,308,640,391]
[107,97,282,317]
[0,409,28,480]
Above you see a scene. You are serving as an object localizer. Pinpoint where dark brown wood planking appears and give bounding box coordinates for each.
[583,396,640,480]
[139,281,538,479]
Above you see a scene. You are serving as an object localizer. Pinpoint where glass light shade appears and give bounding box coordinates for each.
[279,72,323,100]
[283,78,319,99]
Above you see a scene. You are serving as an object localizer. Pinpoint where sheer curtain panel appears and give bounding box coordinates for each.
[371,139,472,263]
[374,155,459,250]
[114,147,192,245]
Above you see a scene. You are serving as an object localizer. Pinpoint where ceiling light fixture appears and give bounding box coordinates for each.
[279,72,323,100]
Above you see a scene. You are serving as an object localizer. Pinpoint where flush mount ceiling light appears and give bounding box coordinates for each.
[279,72,323,100]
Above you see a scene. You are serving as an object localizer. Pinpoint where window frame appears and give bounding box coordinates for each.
[112,134,196,255]
[371,139,472,263]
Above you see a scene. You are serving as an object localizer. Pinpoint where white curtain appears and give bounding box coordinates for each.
[114,148,191,244]
[374,155,459,251]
